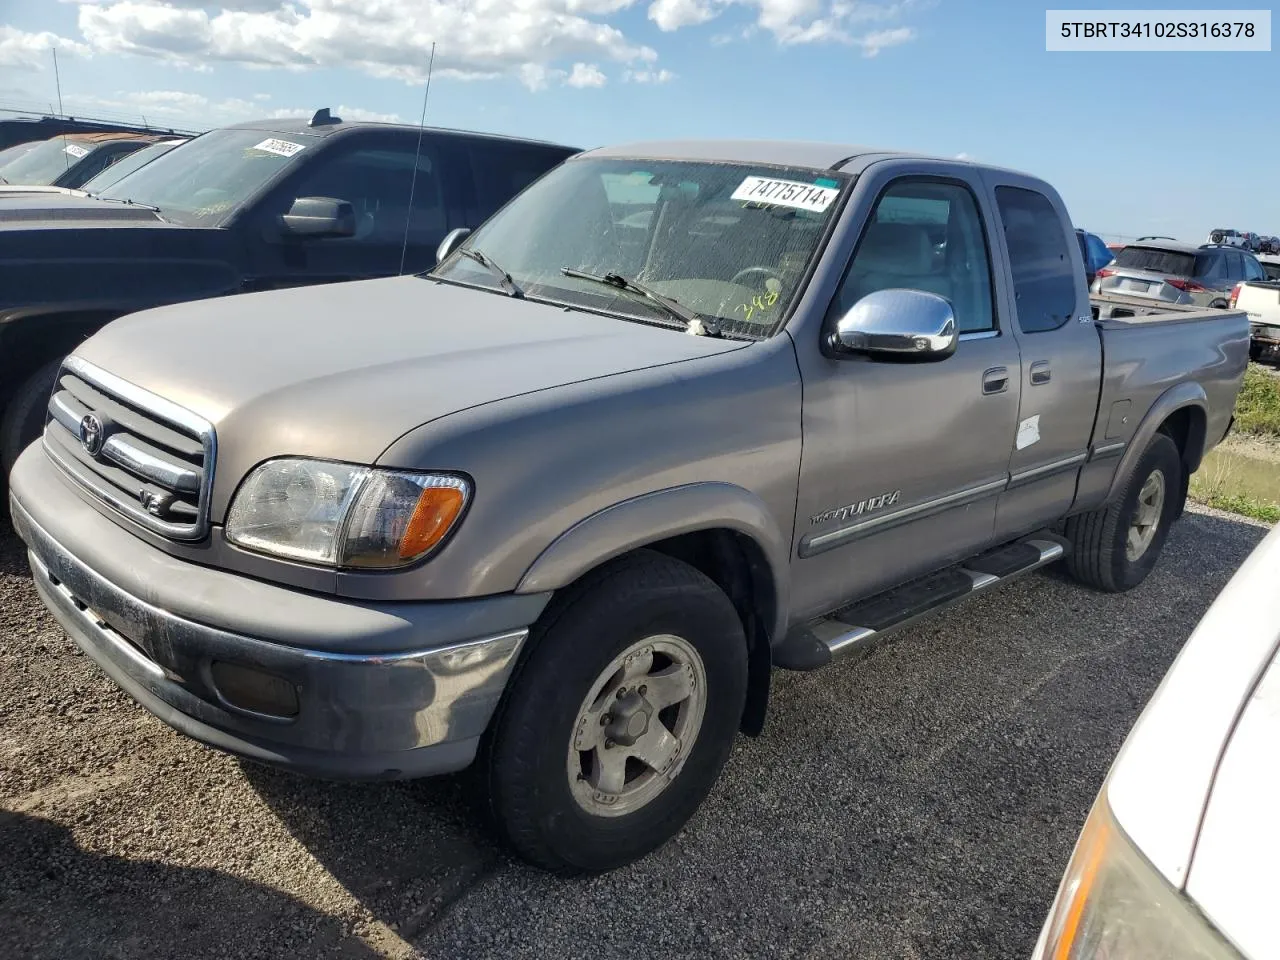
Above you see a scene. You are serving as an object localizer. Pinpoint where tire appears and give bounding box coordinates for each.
[0,357,62,479]
[1211,232,1224,244]
[1209,298,1229,310]
[483,550,748,874]
[1063,432,1183,593]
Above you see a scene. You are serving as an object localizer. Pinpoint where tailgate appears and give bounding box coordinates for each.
[1236,282,1280,328]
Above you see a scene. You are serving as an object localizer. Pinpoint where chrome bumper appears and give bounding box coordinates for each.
[13,491,528,780]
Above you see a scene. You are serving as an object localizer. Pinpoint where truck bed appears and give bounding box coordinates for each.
[1090,301,1248,473]
[1089,292,1222,323]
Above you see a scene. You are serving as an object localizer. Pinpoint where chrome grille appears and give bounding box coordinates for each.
[43,356,215,540]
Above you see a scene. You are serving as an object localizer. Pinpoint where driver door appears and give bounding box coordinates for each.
[789,168,1023,621]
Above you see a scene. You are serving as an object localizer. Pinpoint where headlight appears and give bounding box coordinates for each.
[1038,790,1237,959]
[225,458,469,569]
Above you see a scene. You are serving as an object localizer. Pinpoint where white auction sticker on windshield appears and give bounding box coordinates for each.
[731,176,837,213]
[251,137,306,158]
[63,143,90,159]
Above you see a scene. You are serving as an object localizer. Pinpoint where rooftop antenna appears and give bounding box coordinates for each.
[399,41,436,276]
[52,48,64,116]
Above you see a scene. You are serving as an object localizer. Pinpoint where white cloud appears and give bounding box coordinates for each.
[625,68,676,83]
[53,0,920,94]
[857,25,914,56]
[75,0,657,86]
[0,26,92,70]
[665,0,920,46]
[565,62,607,87]
[649,0,720,31]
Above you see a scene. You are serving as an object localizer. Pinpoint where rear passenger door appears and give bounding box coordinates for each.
[985,177,1101,540]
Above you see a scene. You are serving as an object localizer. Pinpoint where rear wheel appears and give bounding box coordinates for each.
[1063,432,1183,592]
[0,357,62,479]
[483,551,748,873]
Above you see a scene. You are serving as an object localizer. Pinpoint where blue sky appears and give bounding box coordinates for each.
[0,0,1273,242]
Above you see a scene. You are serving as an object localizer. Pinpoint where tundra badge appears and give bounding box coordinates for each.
[810,490,900,526]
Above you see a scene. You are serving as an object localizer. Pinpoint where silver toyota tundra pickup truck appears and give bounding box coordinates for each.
[8,140,1249,873]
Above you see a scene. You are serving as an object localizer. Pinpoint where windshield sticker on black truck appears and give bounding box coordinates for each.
[63,143,89,159]
[251,138,306,158]
[731,176,837,213]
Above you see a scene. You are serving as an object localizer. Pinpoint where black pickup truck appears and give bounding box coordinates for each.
[0,109,578,475]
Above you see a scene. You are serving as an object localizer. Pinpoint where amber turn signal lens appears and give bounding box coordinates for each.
[399,485,466,559]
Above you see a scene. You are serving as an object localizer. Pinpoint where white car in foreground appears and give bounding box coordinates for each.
[1034,519,1280,959]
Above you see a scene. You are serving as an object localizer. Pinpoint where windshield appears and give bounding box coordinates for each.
[0,140,38,174]
[0,136,97,185]
[1114,246,1197,276]
[82,140,183,194]
[431,157,849,337]
[98,128,318,225]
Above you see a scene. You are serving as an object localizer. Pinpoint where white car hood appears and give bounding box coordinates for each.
[1185,650,1280,959]
[1101,519,1280,959]
[1106,520,1280,890]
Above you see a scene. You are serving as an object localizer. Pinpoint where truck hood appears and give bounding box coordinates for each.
[0,199,238,314]
[0,191,162,223]
[76,275,749,505]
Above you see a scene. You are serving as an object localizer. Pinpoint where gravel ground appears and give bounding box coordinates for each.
[0,505,1269,960]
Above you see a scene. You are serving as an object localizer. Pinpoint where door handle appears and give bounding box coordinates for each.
[1030,361,1052,385]
[982,366,1009,395]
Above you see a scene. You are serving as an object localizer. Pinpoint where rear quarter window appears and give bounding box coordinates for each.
[994,186,1077,333]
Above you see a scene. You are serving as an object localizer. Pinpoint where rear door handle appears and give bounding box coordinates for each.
[982,366,1009,395]
[1030,361,1052,385]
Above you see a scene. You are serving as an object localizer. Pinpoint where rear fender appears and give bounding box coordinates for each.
[1104,381,1208,504]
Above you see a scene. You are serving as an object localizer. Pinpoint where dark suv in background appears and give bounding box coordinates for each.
[0,109,578,475]
[1092,239,1267,308]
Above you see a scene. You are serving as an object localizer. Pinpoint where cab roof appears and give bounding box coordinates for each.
[578,139,1034,178]
[224,114,578,151]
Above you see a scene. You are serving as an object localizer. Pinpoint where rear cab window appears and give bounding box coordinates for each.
[994,186,1076,333]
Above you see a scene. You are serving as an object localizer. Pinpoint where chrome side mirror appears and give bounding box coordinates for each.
[829,288,958,361]
[436,227,472,265]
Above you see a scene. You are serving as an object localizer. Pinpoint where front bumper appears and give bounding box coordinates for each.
[10,445,548,779]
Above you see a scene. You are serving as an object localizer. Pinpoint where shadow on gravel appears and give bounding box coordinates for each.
[0,810,380,960]
[240,762,503,941]
[0,519,30,579]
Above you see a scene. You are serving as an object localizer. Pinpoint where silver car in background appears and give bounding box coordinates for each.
[1034,520,1280,960]
[1093,240,1267,308]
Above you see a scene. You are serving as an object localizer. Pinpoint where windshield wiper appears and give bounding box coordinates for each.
[458,248,523,298]
[94,196,162,213]
[560,267,719,335]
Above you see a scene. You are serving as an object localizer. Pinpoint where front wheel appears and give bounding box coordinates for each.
[482,551,748,874]
[1063,432,1183,592]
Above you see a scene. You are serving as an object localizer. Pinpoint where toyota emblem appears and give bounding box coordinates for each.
[79,414,105,456]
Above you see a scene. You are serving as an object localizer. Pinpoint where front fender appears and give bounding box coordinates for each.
[1105,380,1207,504]
[516,481,791,644]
